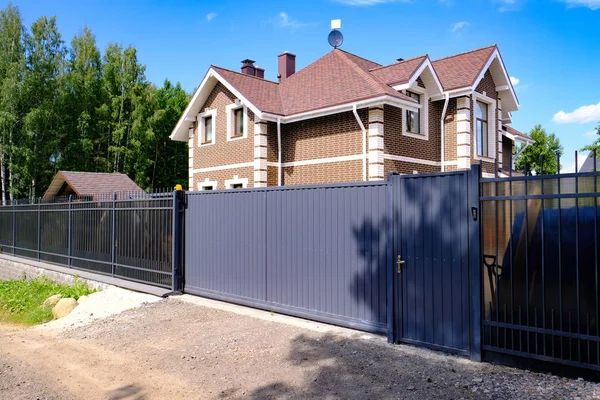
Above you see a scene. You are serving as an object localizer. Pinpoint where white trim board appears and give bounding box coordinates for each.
[192,162,254,174]
[384,154,441,167]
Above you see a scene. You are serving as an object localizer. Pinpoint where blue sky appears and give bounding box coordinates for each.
[8,0,600,172]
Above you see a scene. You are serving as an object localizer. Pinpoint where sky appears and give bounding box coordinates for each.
[6,0,600,172]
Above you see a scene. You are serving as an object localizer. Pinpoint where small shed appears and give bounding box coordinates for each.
[43,171,143,201]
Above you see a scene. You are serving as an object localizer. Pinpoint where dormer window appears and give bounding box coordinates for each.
[406,91,421,134]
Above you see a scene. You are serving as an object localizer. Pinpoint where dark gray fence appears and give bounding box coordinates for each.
[185,181,390,333]
[0,190,182,290]
[480,154,600,371]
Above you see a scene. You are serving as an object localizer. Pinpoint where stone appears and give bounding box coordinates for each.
[77,295,89,305]
[42,294,62,308]
[52,298,78,319]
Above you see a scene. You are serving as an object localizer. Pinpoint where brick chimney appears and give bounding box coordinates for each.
[241,59,256,76]
[255,67,265,79]
[278,52,296,81]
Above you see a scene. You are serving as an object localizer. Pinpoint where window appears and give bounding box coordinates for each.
[226,103,248,141]
[476,101,489,157]
[197,109,216,146]
[405,91,421,134]
[198,181,217,191]
[233,108,244,137]
[225,175,248,189]
[203,116,213,144]
[231,183,243,189]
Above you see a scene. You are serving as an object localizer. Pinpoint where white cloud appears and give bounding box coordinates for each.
[510,76,519,86]
[450,21,469,32]
[559,0,600,10]
[206,12,217,21]
[495,0,520,11]
[333,0,408,5]
[277,12,305,29]
[553,102,600,124]
[584,129,599,137]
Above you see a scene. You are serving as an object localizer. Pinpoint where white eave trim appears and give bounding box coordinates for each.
[170,68,269,142]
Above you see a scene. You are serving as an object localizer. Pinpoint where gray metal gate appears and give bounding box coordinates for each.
[390,169,480,356]
[184,181,390,333]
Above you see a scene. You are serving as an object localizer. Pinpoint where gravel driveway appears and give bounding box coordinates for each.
[1,294,599,399]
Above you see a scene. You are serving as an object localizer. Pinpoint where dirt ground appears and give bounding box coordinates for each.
[1,295,600,400]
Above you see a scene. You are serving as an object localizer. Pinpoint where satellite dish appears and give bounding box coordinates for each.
[328,30,344,49]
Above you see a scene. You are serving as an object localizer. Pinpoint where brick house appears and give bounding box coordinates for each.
[170,45,533,190]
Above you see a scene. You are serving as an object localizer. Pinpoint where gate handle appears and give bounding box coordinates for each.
[397,255,405,274]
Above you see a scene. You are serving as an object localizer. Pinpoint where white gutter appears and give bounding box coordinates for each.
[352,104,367,181]
[277,117,282,186]
[440,92,450,172]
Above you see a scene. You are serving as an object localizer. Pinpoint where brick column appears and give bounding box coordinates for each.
[497,99,503,170]
[254,120,268,187]
[368,107,385,181]
[456,96,471,170]
[188,123,194,190]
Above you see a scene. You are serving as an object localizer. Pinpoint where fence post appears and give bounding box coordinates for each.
[68,195,72,266]
[12,199,15,255]
[37,198,41,260]
[386,172,396,344]
[171,188,185,292]
[111,192,116,277]
[468,163,482,361]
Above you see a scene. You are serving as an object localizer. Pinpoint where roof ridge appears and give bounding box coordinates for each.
[336,50,388,95]
[336,48,382,67]
[432,44,497,63]
[211,65,280,85]
[369,54,428,72]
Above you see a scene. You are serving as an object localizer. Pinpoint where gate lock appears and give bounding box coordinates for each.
[397,255,405,274]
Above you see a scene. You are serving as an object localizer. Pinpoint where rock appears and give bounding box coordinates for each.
[472,378,483,384]
[407,386,416,391]
[42,294,62,308]
[77,295,89,305]
[52,298,78,319]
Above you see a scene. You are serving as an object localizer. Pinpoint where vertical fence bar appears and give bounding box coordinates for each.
[524,160,530,353]
[111,192,116,277]
[12,200,15,255]
[575,151,581,361]
[469,164,482,361]
[594,150,599,365]
[68,195,72,266]
[540,156,546,356]
[557,152,564,359]
[37,198,41,260]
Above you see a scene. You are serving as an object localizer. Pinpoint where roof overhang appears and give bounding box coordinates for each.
[262,95,419,124]
[392,57,444,98]
[170,67,273,142]
[42,171,79,200]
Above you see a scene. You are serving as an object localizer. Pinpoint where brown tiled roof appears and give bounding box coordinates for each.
[432,45,496,90]
[503,125,532,141]
[369,55,428,86]
[43,171,143,200]
[211,66,284,115]
[278,49,415,116]
[337,49,381,71]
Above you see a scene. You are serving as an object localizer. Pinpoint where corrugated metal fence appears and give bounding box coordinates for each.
[185,181,390,333]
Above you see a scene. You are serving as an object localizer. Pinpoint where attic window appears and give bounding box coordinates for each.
[198,109,217,146]
[233,108,244,137]
[402,88,429,141]
[476,101,489,157]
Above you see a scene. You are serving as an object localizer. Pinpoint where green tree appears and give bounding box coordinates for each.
[515,125,563,175]
[0,3,26,203]
[581,122,600,154]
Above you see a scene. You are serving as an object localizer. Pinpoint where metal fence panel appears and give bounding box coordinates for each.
[184,182,389,333]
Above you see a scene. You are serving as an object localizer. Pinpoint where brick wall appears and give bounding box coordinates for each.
[192,82,255,189]
[283,160,363,185]
[384,159,438,175]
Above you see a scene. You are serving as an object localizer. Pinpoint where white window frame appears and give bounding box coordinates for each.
[402,87,429,140]
[197,109,217,147]
[224,175,249,189]
[226,103,248,141]
[198,180,218,191]
[472,92,496,162]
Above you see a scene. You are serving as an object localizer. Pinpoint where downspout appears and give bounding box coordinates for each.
[277,117,282,186]
[353,104,367,181]
[440,92,450,172]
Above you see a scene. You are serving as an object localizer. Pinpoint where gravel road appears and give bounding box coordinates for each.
[1,295,599,399]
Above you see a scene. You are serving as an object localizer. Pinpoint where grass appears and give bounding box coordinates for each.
[0,275,96,326]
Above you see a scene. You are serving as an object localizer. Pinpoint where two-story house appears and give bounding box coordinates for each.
[170,45,533,190]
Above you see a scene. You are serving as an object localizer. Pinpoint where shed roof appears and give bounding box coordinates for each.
[43,171,143,200]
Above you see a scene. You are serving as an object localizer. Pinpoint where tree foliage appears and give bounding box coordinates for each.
[515,125,564,175]
[581,122,600,154]
[0,4,189,201]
